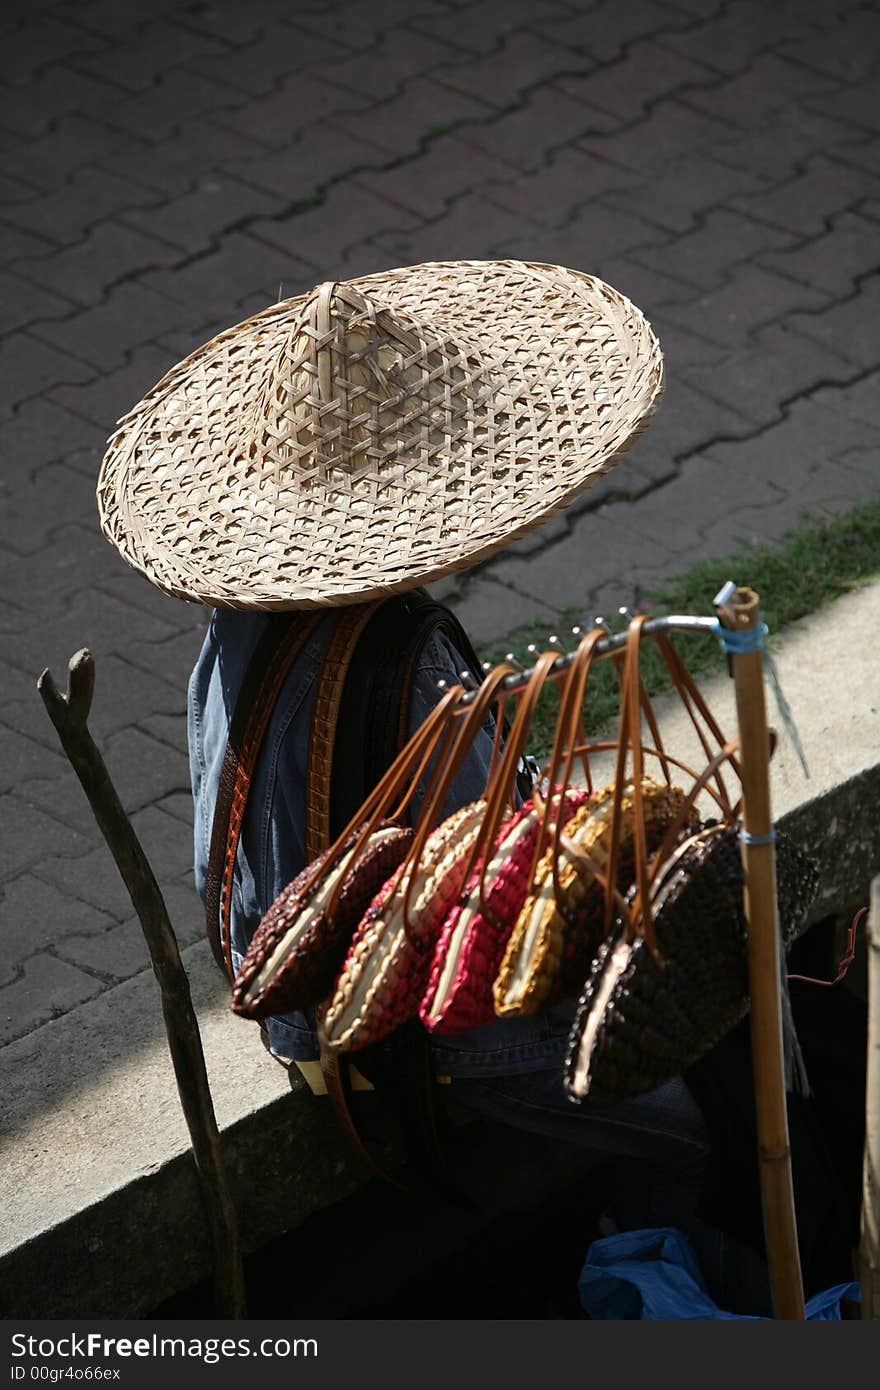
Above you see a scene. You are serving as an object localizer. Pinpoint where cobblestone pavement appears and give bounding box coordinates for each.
[1,0,878,1044]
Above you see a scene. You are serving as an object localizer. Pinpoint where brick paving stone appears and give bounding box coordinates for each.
[557,40,718,123]
[319,28,460,101]
[0,874,115,982]
[188,26,339,97]
[372,192,534,265]
[620,455,777,561]
[0,954,104,1046]
[1,165,164,246]
[298,0,452,50]
[486,501,679,617]
[433,32,580,110]
[684,52,840,128]
[0,115,144,193]
[31,281,195,374]
[0,466,98,557]
[11,222,181,308]
[811,370,880,429]
[0,723,68,797]
[156,792,195,826]
[807,77,880,134]
[138,712,188,755]
[786,275,880,370]
[121,878,208,950]
[4,587,179,679]
[0,521,114,610]
[252,182,420,271]
[0,66,120,139]
[129,805,197,882]
[142,230,314,322]
[101,727,190,812]
[72,17,228,90]
[537,0,688,64]
[47,341,178,427]
[589,257,705,319]
[120,172,277,257]
[227,125,388,202]
[0,794,93,879]
[61,0,182,41]
[728,156,880,239]
[124,626,206,695]
[216,73,374,151]
[581,97,737,174]
[503,512,571,558]
[620,371,750,471]
[678,321,857,427]
[100,119,272,201]
[776,9,880,82]
[758,210,880,297]
[704,394,880,499]
[411,0,572,55]
[484,147,635,227]
[36,843,139,921]
[448,575,560,648]
[0,13,109,83]
[0,270,77,336]
[456,85,615,170]
[0,171,41,204]
[0,332,94,417]
[632,209,799,291]
[660,0,817,77]
[661,265,831,350]
[0,397,106,476]
[836,139,880,182]
[104,68,249,145]
[603,151,771,234]
[328,77,493,159]
[0,223,55,268]
[708,108,866,182]
[355,136,512,219]
[490,208,663,282]
[55,921,150,983]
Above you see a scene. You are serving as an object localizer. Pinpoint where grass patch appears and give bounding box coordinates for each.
[482,500,880,757]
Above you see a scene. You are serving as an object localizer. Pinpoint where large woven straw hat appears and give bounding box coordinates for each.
[98,259,663,610]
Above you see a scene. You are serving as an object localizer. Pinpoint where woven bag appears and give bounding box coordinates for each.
[421,789,588,1035]
[492,778,691,1018]
[231,823,413,1021]
[322,663,516,1053]
[420,648,584,1035]
[563,821,819,1104]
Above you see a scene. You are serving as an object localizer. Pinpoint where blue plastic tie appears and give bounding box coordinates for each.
[710,618,768,654]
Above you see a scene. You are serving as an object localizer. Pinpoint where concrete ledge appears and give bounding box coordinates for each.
[2,583,877,1317]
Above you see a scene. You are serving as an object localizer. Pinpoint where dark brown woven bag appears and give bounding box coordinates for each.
[563,822,819,1105]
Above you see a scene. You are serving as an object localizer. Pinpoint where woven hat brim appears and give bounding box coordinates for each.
[97,260,664,610]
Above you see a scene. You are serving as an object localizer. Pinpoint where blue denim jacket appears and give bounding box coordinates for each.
[188,607,574,1074]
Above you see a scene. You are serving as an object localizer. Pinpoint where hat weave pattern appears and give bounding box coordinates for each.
[98,260,663,609]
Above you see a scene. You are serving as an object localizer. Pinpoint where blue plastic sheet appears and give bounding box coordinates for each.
[579,1228,860,1320]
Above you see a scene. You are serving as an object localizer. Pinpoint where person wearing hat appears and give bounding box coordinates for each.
[98,259,769,1311]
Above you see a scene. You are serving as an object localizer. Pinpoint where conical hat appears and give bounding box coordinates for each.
[97,259,663,610]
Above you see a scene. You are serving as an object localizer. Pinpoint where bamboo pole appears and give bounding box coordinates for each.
[38,649,247,1320]
[716,585,806,1320]
[860,875,880,1319]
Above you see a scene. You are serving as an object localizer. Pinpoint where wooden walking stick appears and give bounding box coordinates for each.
[38,648,247,1320]
[860,875,880,1319]
[715,584,805,1320]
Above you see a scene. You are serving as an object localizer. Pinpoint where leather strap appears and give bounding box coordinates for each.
[305,602,381,863]
[205,613,322,980]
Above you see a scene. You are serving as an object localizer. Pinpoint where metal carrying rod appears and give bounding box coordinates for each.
[457,614,720,703]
